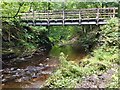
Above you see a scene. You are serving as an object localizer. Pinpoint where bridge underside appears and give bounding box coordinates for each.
[21,19,107,26]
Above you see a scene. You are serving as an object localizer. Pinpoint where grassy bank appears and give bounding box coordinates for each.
[43,18,119,88]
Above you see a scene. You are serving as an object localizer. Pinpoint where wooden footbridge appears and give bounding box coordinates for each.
[20,7,118,26]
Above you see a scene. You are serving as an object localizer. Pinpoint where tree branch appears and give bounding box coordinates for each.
[2,2,24,19]
[13,2,24,18]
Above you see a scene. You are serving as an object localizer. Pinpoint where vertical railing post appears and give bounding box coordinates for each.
[113,8,115,18]
[63,10,65,25]
[47,10,50,26]
[96,8,99,25]
[39,11,41,20]
[79,10,81,25]
[33,10,35,26]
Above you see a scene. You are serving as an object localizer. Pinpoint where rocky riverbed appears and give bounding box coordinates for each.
[2,52,59,88]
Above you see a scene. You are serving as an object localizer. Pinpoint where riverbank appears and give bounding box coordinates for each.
[2,21,56,88]
[1,35,88,89]
[2,55,59,88]
[43,18,119,88]
[2,21,52,67]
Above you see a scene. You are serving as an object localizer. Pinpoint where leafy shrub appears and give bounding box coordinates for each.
[45,52,109,88]
[100,18,119,47]
[44,18,119,88]
[2,21,52,57]
[44,52,83,88]
[94,18,119,64]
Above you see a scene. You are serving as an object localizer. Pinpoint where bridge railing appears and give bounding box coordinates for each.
[19,7,118,21]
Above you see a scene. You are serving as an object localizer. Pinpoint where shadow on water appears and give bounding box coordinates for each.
[2,44,87,89]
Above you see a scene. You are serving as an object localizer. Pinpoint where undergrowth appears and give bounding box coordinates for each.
[44,18,119,88]
[2,21,51,57]
[44,52,82,88]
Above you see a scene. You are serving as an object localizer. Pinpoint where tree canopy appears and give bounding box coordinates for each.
[1,1,118,19]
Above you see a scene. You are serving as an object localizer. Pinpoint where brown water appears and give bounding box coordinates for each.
[50,45,87,63]
[2,45,86,89]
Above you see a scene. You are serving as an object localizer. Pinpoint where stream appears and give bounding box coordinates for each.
[1,45,87,89]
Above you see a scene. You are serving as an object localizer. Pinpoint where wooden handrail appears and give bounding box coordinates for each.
[20,7,118,21]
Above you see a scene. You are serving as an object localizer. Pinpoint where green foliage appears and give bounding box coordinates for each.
[88,18,119,87]
[100,18,119,47]
[2,21,51,56]
[49,26,79,44]
[45,52,107,88]
[85,18,119,74]
[45,18,119,88]
[76,25,99,52]
[45,52,82,88]
[1,2,19,17]
[97,18,119,64]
